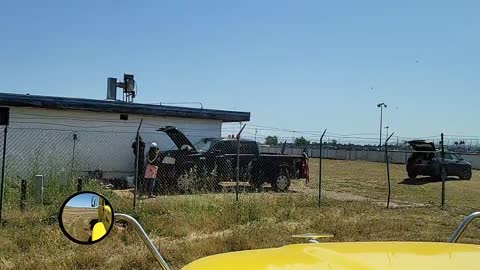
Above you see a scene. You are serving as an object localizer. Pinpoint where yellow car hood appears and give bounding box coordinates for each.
[182,242,480,270]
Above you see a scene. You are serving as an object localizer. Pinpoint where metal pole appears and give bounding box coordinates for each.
[385,132,394,208]
[20,179,26,212]
[134,119,143,209]
[379,106,383,149]
[377,103,387,150]
[70,133,77,181]
[319,129,327,206]
[236,135,240,201]
[235,124,246,201]
[319,140,322,205]
[449,212,480,243]
[77,178,83,192]
[115,213,172,270]
[441,133,445,208]
[0,126,8,225]
[34,175,44,204]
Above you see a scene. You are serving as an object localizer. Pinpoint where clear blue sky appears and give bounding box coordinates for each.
[66,193,97,208]
[1,0,479,141]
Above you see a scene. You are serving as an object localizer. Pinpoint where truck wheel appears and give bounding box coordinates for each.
[177,173,194,193]
[272,171,290,192]
[460,168,472,180]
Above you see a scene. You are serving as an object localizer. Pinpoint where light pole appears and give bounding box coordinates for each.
[377,103,387,149]
[384,126,390,143]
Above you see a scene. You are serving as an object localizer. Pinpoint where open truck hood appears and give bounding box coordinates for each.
[157,126,197,151]
[408,140,435,152]
[182,242,480,270]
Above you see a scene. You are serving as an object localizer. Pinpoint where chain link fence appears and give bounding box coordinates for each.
[314,138,479,212]
[1,125,479,221]
[0,126,317,217]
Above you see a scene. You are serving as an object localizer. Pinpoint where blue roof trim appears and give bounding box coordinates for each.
[0,92,250,122]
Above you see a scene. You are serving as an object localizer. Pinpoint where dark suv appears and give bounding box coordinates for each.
[406,140,472,180]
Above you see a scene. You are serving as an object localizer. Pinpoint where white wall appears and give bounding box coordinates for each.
[4,107,222,178]
[259,145,480,169]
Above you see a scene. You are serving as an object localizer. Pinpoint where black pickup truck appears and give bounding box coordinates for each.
[152,126,309,193]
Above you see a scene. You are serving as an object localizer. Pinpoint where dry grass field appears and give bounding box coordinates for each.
[0,159,479,269]
[306,159,480,212]
[62,207,98,242]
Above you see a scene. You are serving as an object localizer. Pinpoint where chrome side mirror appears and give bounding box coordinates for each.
[58,191,114,245]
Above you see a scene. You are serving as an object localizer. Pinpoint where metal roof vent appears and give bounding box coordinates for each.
[107,74,137,103]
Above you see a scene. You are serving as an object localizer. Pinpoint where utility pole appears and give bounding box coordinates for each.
[377,103,387,149]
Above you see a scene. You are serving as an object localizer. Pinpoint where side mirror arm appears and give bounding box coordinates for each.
[115,213,171,270]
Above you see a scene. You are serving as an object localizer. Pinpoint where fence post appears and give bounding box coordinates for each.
[77,178,83,192]
[33,175,44,205]
[385,132,394,209]
[70,133,78,181]
[441,133,445,208]
[235,124,246,202]
[133,119,143,210]
[0,125,8,225]
[319,129,327,206]
[20,179,26,211]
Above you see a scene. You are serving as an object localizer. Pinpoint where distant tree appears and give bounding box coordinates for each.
[295,136,310,145]
[264,136,279,145]
[331,139,337,145]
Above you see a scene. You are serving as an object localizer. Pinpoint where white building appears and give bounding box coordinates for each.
[0,93,250,178]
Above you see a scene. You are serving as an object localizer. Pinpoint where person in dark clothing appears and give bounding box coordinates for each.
[132,136,146,194]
